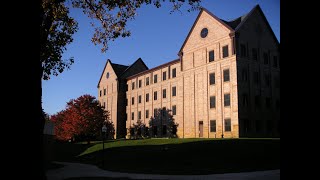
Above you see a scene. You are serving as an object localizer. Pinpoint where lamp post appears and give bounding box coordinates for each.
[101,124,107,167]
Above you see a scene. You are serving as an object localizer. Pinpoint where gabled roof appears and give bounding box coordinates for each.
[179,8,234,53]
[220,14,247,30]
[179,5,279,54]
[119,57,149,78]
[233,4,279,45]
[112,63,129,77]
[233,4,259,32]
[97,59,129,88]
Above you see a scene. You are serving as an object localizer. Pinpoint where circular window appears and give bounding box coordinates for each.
[106,72,109,79]
[200,28,208,38]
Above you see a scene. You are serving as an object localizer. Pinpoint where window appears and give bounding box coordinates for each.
[139,80,142,88]
[225,119,231,131]
[210,120,216,132]
[146,110,149,119]
[200,28,208,38]
[154,108,157,117]
[162,107,166,116]
[132,82,135,90]
[99,90,102,97]
[103,88,106,95]
[146,93,149,102]
[242,94,248,107]
[273,56,278,68]
[242,118,251,133]
[106,72,109,79]
[131,112,134,120]
[154,91,157,100]
[224,94,230,106]
[209,73,215,85]
[103,102,105,108]
[254,72,260,85]
[131,97,134,105]
[255,95,261,108]
[209,50,215,62]
[146,77,150,86]
[263,52,269,65]
[126,98,128,106]
[138,95,141,103]
[252,48,258,61]
[265,74,271,87]
[163,89,166,98]
[172,86,176,97]
[223,69,230,82]
[154,74,158,83]
[223,45,229,58]
[240,44,247,57]
[242,69,248,82]
[138,111,141,120]
[163,71,166,81]
[210,96,216,108]
[172,68,176,78]
[172,105,176,115]
[266,97,271,108]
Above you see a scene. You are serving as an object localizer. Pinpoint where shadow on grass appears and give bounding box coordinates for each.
[76,139,280,175]
[52,142,98,162]
[64,177,132,180]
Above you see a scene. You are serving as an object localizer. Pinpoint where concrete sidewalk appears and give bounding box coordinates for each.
[46,161,280,180]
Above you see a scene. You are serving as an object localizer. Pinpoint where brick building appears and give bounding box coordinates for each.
[97,5,280,139]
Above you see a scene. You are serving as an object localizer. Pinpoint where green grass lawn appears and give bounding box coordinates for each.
[52,138,280,175]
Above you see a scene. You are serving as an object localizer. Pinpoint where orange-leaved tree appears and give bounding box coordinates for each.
[51,94,114,142]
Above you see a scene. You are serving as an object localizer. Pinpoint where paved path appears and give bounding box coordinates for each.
[46,161,280,180]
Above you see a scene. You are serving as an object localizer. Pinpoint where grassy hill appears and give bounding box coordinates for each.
[52,138,280,175]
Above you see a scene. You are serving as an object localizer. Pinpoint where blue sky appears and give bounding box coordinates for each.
[42,0,280,115]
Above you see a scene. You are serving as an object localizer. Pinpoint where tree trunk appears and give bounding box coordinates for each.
[40,62,47,179]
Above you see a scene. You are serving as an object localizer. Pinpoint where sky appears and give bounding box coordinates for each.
[42,0,280,116]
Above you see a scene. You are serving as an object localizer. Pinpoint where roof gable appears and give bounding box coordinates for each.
[179,8,234,53]
[120,58,149,78]
[220,14,247,30]
[98,59,111,88]
[97,59,128,88]
[235,5,279,45]
[112,63,129,77]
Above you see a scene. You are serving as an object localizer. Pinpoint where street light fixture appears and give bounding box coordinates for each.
[101,122,107,167]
